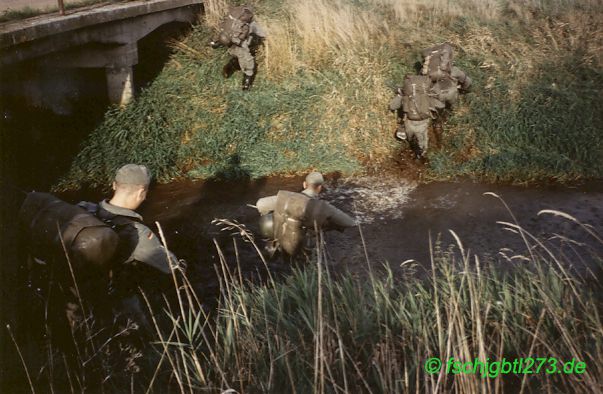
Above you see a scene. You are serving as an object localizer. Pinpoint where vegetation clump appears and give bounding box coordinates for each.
[56,0,603,189]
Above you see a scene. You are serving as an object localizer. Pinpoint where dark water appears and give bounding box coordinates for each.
[89,175,603,281]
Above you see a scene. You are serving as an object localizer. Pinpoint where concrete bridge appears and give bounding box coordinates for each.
[0,0,203,110]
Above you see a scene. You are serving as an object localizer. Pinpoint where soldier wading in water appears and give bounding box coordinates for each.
[19,164,182,354]
[255,172,356,263]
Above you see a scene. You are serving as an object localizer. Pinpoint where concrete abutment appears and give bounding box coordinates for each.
[0,0,203,111]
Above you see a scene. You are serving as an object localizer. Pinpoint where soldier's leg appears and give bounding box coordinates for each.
[432,117,444,146]
[403,119,419,158]
[444,88,459,109]
[405,119,430,159]
[432,95,453,147]
[229,45,255,90]
[222,57,240,78]
[415,119,430,158]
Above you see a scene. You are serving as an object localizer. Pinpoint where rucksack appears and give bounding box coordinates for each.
[19,192,119,272]
[401,75,435,121]
[217,5,254,46]
[421,43,454,82]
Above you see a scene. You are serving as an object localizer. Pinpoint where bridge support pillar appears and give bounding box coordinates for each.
[106,66,134,107]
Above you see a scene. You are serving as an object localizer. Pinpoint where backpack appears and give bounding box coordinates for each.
[270,191,355,255]
[401,75,435,121]
[19,192,119,272]
[217,5,254,46]
[272,191,315,255]
[421,43,454,82]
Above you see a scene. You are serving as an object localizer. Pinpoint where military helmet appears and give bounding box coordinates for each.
[259,212,274,239]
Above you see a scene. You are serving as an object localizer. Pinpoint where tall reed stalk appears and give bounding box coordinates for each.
[155,210,603,393]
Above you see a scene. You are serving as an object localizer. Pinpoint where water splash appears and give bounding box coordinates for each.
[323,176,417,224]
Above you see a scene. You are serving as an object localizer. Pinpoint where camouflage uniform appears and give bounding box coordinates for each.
[227,21,266,77]
[389,92,441,158]
[431,66,472,107]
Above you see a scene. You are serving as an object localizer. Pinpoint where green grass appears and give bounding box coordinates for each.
[0,6,43,22]
[429,53,603,183]
[54,24,366,191]
[54,0,603,191]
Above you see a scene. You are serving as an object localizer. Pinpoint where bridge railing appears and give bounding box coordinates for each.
[0,0,136,23]
[57,0,124,15]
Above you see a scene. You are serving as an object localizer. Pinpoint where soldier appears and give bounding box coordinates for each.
[256,172,355,262]
[78,164,181,333]
[210,4,267,90]
[389,75,443,159]
[421,43,472,108]
[301,171,324,199]
[18,164,181,353]
[421,43,472,146]
[19,191,119,350]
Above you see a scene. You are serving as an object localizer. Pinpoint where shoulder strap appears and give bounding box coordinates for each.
[77,201,99,215]
[78,201,140,230]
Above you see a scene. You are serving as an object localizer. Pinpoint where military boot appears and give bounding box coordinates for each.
[433,120,444,146]
[242,74,254,91]
[395,125,407,141]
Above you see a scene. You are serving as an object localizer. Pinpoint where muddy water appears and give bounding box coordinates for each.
[120,176,603,285]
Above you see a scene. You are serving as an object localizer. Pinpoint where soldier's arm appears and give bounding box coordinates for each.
[130,222,180,274]
[314,201,356,232]
[389,94,403,112]
[451,66,472,92]
[327,206,356,232]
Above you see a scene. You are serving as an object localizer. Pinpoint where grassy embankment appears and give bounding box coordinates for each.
[55,0,603,191]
